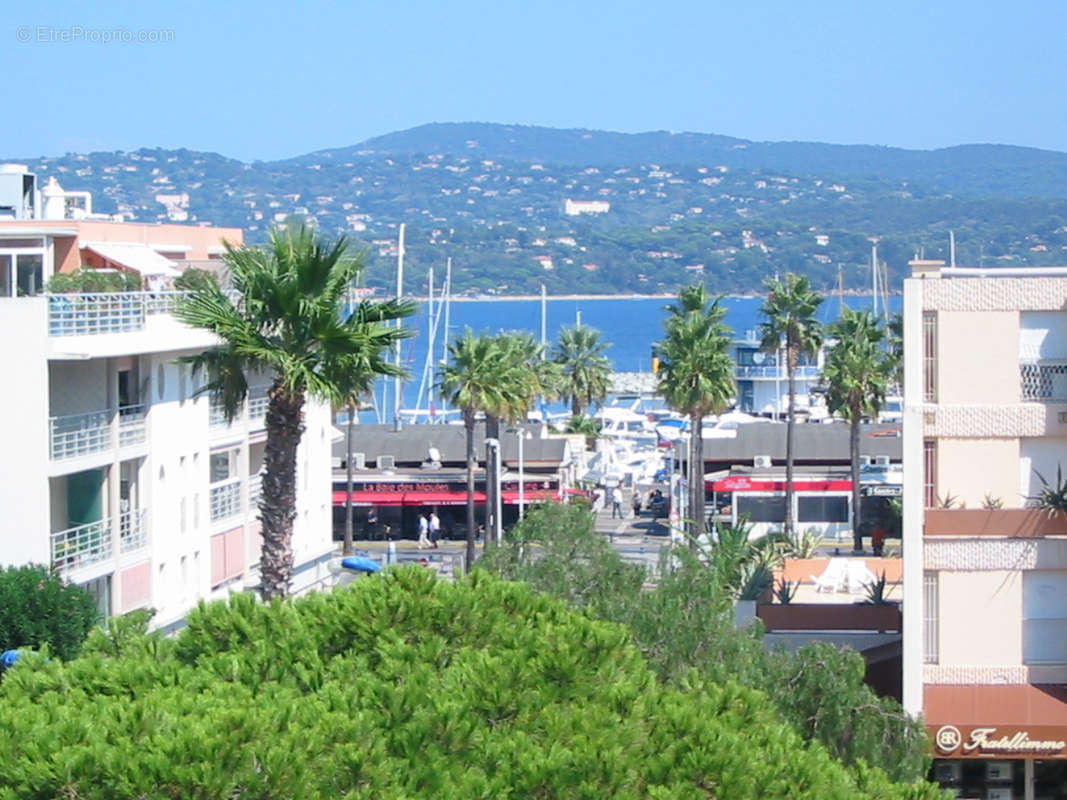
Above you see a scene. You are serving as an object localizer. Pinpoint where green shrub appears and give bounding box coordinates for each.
[173,267,220,292]
[0,564,99,660]
[46,267,142,293]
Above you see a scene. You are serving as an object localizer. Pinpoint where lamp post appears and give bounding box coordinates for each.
[518,430,525,521]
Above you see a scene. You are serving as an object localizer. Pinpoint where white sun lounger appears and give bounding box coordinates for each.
[810,557,848,593]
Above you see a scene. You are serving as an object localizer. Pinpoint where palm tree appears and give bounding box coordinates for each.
[825,308,894,551]
[552,324,612,418]
[440,330,512,568]
[177,225,415,599]
[759,274,824,536]
[657,285,735,549]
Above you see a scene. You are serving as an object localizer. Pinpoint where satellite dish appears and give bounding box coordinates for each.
[752,352,765,365]
[428,447,441,463]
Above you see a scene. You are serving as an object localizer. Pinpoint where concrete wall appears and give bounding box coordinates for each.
[0,298,52,566]
[938,310,1019,405]
[938,570,1022,665]
[937,438,1020,510]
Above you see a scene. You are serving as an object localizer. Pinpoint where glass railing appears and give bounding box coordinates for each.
[733,364,820,379]
[210,479,242,522]
[49,409,110,460]
[118,404,146,447]
[119,508,148,553]
[46,290,239,337]
[51,518,110,571]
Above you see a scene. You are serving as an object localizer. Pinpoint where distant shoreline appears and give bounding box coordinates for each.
[400,291,891,302]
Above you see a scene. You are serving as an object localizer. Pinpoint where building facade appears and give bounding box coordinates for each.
[0,173,334,629]
[902,261,1067,799]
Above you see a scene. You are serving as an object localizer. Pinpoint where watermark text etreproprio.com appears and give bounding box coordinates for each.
[16,25,175,44]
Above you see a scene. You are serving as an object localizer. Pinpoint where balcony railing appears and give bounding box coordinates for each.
[118,404,146,447]
[248,385,270,422]
[733,364,820,379]
[119,508,148,553]
[49,409,110,460]
[210,479,242,522]
[1020,361,1067,402]
[47,290,240,337]
[209,398,231,428]
[51,518,110,571]
[248,473,263,511]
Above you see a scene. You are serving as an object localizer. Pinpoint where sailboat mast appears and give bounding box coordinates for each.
[540,283,547,352]
[871,243,879,318]
[439,257,452,414]
[393,223,405,432]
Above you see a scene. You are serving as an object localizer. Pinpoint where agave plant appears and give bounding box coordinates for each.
[773,578,798,605]
[859,571,896,605]
[982,493,1004,510]
[1029,466,1067,517]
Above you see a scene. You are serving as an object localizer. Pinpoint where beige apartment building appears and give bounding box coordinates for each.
[903,261,1067,799]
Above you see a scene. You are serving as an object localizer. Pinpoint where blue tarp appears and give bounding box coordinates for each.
[341,556,382,573]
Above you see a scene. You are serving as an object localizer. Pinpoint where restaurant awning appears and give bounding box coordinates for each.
[331,490,484,507]
[501,489,558,504]
[81,241,182,278]
[707,476,852,492]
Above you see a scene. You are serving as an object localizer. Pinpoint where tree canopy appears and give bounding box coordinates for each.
[0,567,939,799]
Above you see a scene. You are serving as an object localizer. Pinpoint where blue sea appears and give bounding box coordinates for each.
[369,294,901,422]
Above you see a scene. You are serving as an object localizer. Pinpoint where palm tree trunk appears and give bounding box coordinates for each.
[464,415,477,570]
[571,395,581,418]
[689,414,704,551]
[850,406,863,552]
[785,348,796,536]
[260,382,305,600]
[343,403,354,557]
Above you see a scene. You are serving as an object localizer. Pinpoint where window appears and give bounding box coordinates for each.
[797,496,848,522]
[923,440,937,509]
[923,572,938,664]
[736,495,786,523]
[1023,571,1067,664]
[922,311,937,403]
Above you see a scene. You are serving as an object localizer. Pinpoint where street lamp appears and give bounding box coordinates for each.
[517,429,525,521]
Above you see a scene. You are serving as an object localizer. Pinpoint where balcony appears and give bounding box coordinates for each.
[1021,361,1067,402]
[210,479,242,522]
[51,518,110,571]
[248,472,263,510]
[248,385,270,424]
[734,364,820,380]
[119,508,148,553]
[925,508,1067,538]
[118,404,146,447]
[46,290,239,338]
[49,409,110,460]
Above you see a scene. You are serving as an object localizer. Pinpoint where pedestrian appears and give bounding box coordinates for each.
[365,507,378,540]
[429,511,441,548]
[591,488,604,514]
[632,493,642,518]
[417,513,431,549]
[611,486,623,519]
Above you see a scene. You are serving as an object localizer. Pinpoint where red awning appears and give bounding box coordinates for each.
[502,489,558,504]
[331,490,406,507]
[404,491,484,506]
[707,477,852,492]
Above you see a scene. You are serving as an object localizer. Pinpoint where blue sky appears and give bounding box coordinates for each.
[3,0,1065,161]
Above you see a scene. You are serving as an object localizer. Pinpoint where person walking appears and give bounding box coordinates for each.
[611,486,623,519]
[429,511,441,548]
[417,513,432,549]
[364,507,378,540]
[631,492,642,518]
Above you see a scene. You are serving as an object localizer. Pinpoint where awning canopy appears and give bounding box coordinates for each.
[501,489,558,504]
[331,490,484,507]
[707,476,852,492]
[81,241,181,278]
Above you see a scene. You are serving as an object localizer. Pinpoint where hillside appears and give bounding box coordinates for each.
[13,123,1067,296]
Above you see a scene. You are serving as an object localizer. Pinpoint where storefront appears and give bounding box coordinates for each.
[331,476,559,540]
[931,723,1067,799]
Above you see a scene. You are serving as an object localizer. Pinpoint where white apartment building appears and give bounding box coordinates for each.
[902,260,1067,799]
[0,166,334,629]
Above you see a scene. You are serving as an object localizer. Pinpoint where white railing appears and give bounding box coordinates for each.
[49,409,110,460]
[119,508,148,553]
[47,290,240,337]
[248,385,270,422]
[209,398,231,428]
[248,473,263,511]
[210,479,242,522]
[1020,362,1067,402]
[733,364,820,379]
[51,518,110,571]
[118,404,146,447]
